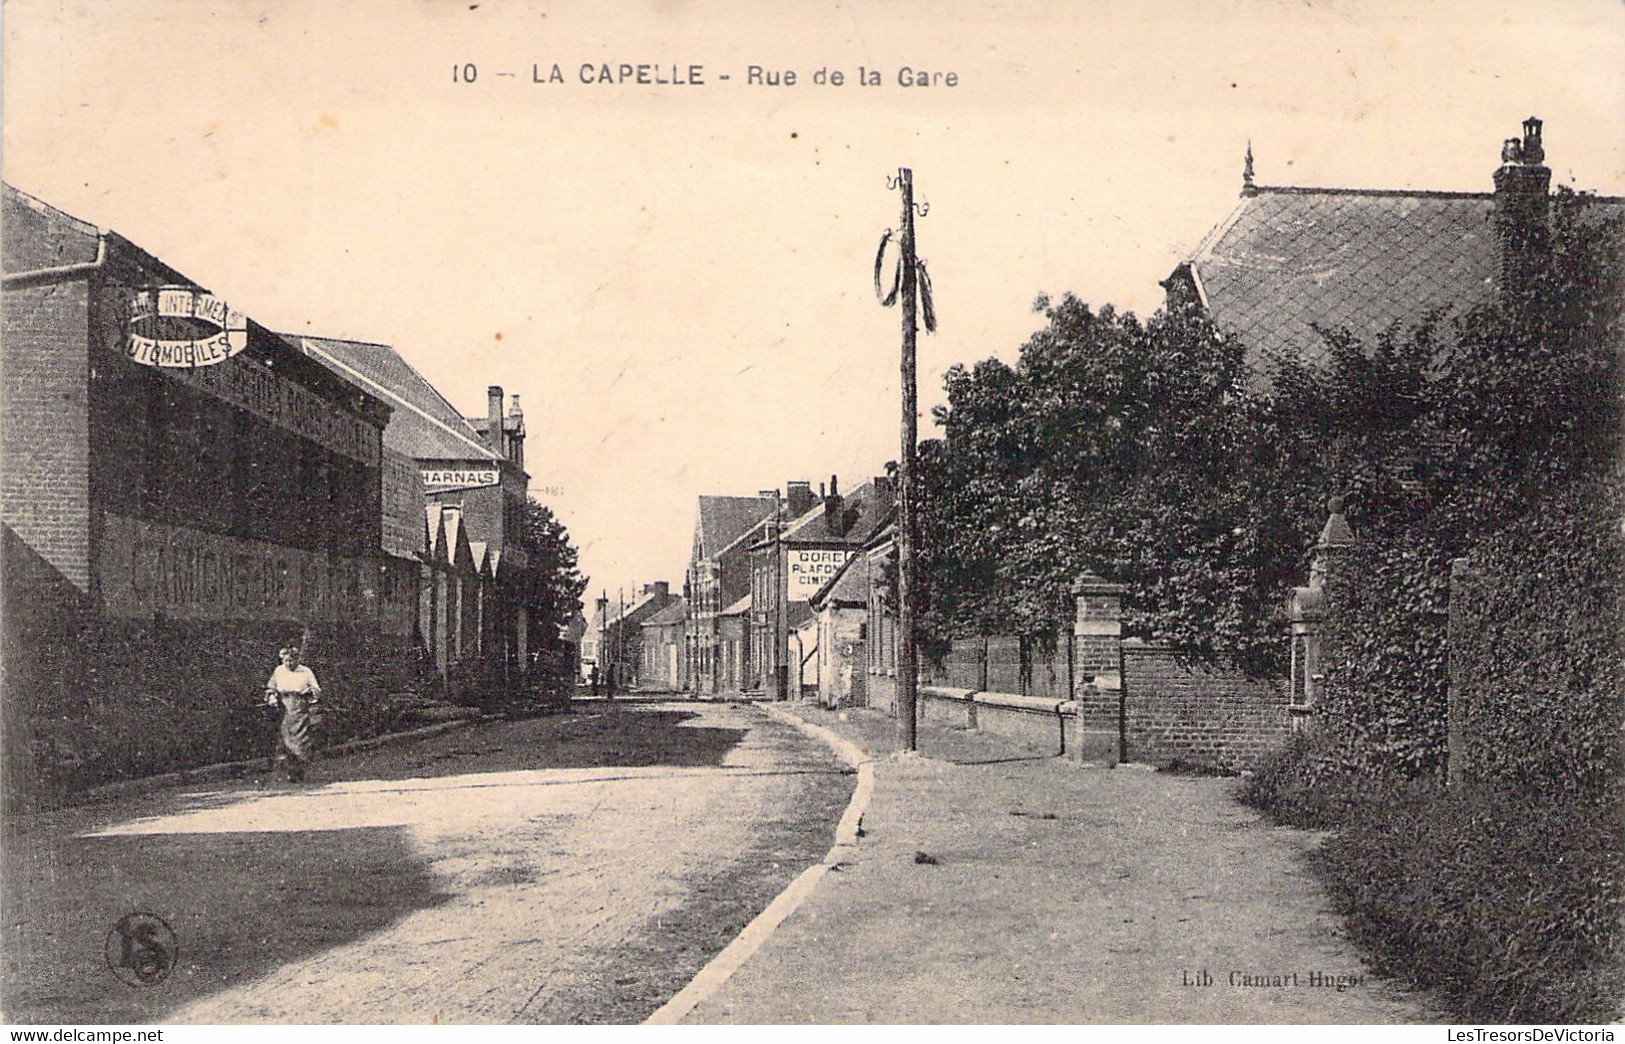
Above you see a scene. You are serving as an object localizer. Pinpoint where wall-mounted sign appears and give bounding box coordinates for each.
[421,466,500,493]
[126,286,248,367]
[100,513,373,623]
[788,548,856,601]
[173,357,381,467]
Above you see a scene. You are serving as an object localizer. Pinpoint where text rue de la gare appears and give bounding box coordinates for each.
[454,63,959,88]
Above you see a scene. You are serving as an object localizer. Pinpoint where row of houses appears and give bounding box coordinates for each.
[582,474,900,707]
[595,118,1621,748]
[1,183,563,790]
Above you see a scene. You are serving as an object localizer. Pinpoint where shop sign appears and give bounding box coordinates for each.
[788,548,856,601]
[126,286,248,367]
[100,513,373,623]
[421,466,500,492]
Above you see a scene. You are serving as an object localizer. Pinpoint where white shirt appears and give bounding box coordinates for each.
[268,664,322,695]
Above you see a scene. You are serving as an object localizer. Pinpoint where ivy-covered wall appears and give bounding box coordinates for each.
[1446,474,1623,793]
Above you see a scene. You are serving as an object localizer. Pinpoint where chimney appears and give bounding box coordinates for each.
[758,488,778,501]
[1492,116,1551,306]
[824,474,845,534]
[873,474,896,511]
[652,580,669,599]
[786,480,816,518]
[506,394,524,466]
[487,385,504,456]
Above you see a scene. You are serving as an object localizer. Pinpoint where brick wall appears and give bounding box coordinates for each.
[12,614,442,803]
[1121,643,1291,772]
[985,635,1021,694]
[1,280,92,593]
[382,450,427,558]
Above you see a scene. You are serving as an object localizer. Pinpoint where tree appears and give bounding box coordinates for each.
[921,294,1312,674]
[516,497,589,654]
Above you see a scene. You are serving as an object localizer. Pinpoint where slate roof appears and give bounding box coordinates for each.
[641,598,688,629]
[591,587,674,630]
[720,593,752,616]
[3,183,101,271]
[779,479,893,546]
[1176,187,1508,372]
[696,495,778,559]
[809,554,868,609]
[294,335,499,462]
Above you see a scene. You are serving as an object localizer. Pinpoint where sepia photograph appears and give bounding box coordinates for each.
[2,0,1622,1032]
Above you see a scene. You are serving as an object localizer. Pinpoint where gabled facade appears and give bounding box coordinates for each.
[749,475,895,698]
[586,582,676,691]
[640,597,688,692]
[809,547,872,709]
[683,492,778,695]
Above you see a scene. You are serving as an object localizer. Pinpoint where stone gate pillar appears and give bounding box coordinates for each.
[1286,497,1355,732]
[1072,572,1125,690]
[1071,573,1126,765]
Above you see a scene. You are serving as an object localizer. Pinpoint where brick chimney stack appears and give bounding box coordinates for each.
[823,474,843,533]
[786,480,816,518]
[506,394,524,466]
[487,385,504,456]
[1492,116,1551,305]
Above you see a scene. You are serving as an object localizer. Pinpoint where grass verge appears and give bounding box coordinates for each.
[1240,736,1625,1023]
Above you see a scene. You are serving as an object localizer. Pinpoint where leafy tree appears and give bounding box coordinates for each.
[919,189,1622,705]
[921,294,1316,674]
[517,497,589,650]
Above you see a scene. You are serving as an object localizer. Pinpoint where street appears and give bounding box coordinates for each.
[0,701,854,1025]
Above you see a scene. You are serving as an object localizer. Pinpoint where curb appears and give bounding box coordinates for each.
[644,702,877,1025]
[62,715,492,809]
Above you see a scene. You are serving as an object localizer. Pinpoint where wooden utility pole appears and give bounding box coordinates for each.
[897,168,920,752]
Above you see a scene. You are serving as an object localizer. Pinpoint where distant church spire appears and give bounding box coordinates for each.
[1242,140,1256,195]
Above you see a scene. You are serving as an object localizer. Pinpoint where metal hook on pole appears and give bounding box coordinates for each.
[886,173,903,191]
[913,201,931,218]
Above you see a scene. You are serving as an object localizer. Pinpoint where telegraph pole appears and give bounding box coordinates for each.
[897,168,920,752]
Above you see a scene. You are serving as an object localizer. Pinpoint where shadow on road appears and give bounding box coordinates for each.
[343,706,750,783]
[0,701,771,1025]
[2,822,448,1024]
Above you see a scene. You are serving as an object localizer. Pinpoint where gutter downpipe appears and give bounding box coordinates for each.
[2,235,109,290]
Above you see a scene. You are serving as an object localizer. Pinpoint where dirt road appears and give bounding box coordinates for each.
[1,700,853,1024]
[686,705,1438,1024]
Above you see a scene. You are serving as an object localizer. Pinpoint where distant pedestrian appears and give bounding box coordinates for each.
[264,644,321,782]
[590,664,601,698]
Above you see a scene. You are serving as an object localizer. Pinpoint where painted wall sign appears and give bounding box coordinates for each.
[421,466,500,492]
[787,548,856,601]
[126,286,248,368]
[170,356,380,466]
[100,513,385,623]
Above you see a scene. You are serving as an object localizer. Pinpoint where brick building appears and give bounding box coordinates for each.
[1,184,400,794]
[682,492,777,695]
[749,475,893,698]
[293,335,535,695]
[640,597,688,692]
[585,582,676,691]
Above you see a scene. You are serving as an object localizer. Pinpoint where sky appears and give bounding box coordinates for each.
[4,0,1623,602]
